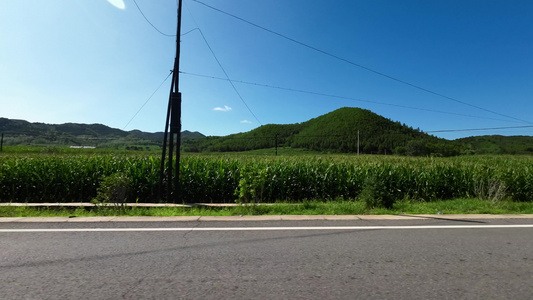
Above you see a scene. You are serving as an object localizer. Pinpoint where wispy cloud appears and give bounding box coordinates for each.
[213,105,232,112]
[240,120,252,124]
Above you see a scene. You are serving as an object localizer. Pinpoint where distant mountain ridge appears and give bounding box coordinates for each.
[2,109,532,155]
[0,117,204,148]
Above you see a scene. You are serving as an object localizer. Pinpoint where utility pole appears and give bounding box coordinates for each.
[357,130,360,155]
[160,0,183,203]
[275,134,278,156]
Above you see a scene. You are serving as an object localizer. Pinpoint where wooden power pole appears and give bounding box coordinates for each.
[160,0,183,203]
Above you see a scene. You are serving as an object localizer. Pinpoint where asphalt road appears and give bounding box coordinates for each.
[1,217,533,299]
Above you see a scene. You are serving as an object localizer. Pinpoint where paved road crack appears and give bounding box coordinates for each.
[182,221,201,245]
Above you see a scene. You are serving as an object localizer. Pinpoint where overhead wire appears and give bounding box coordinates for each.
[427,125,533,133]
[184,2,262,125]
[197,30,262,125]
[122,1,198,130]
[183,70,533,135]
[132,0,176,37]
[191,0,531,125]
[123,71,173,130]
[181,28,199,36]
[180,71,522,124]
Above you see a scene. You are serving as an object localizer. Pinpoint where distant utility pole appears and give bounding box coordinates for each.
[160,0,183,203]
[357,130,360,155]
[275,134,278,156]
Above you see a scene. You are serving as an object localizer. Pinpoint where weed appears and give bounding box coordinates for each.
[474,179,508,203]
[359,171,397,209]
[92,172,132,205]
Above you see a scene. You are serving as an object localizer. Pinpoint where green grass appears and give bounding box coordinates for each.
[393,198,533,214]
[1,199,532,218]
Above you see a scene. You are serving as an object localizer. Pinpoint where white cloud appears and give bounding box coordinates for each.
[240,120,252,124]
[107,0,126,9]
[213,105,232,112]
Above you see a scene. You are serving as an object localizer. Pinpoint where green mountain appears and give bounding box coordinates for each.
[0,117,204,148]
[456,135,533,155]
[4,110,531,155]
[184,107,463,156]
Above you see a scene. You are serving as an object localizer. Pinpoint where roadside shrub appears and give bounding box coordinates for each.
[359,168,398,209]
[499,166,533,202]
[93,172,132,204]
[473,178,508,203]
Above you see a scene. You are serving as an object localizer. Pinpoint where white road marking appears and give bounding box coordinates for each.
[1,224,533,233]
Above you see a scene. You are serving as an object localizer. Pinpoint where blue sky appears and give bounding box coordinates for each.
[1,0,532,140]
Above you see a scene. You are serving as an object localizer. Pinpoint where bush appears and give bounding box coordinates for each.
[473,179,508,203]
[93,172,132,204]
[359,169,397,209]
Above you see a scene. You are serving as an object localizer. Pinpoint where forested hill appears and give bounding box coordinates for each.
[456,135,533,155]
[183,107,462,156]
[3,111,530,155]
[0,117,204,147]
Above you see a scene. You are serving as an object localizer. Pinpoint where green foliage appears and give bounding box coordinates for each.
[0,154,161,202]
[93,172,132,204]
[179,157,241,202]
[456,135,533,155]
[183,107,464,156]
[233,158,365,203]
[1,153,532,204]
[1,117,204,150]
[185,123,302,152]
[473,178,508,203]
[3,198,533,217]
[359,167,398,209]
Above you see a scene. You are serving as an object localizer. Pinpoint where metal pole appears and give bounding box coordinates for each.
[0,133,3,151]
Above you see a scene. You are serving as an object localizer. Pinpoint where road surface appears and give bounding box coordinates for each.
[1,216,533,299]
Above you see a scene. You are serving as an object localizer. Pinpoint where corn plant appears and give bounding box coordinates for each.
[1,154,532,204]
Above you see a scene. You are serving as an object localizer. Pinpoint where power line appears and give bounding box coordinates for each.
[191,0,532,125]
[184,3,262,125]
[123,71,173,130]
[197,29,262,125]
[427,125,533,133]
[132,0,176,37]
[180,71,522,124]
[181,28,199,36]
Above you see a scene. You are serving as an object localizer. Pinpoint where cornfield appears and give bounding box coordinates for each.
[0,154,531,204]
